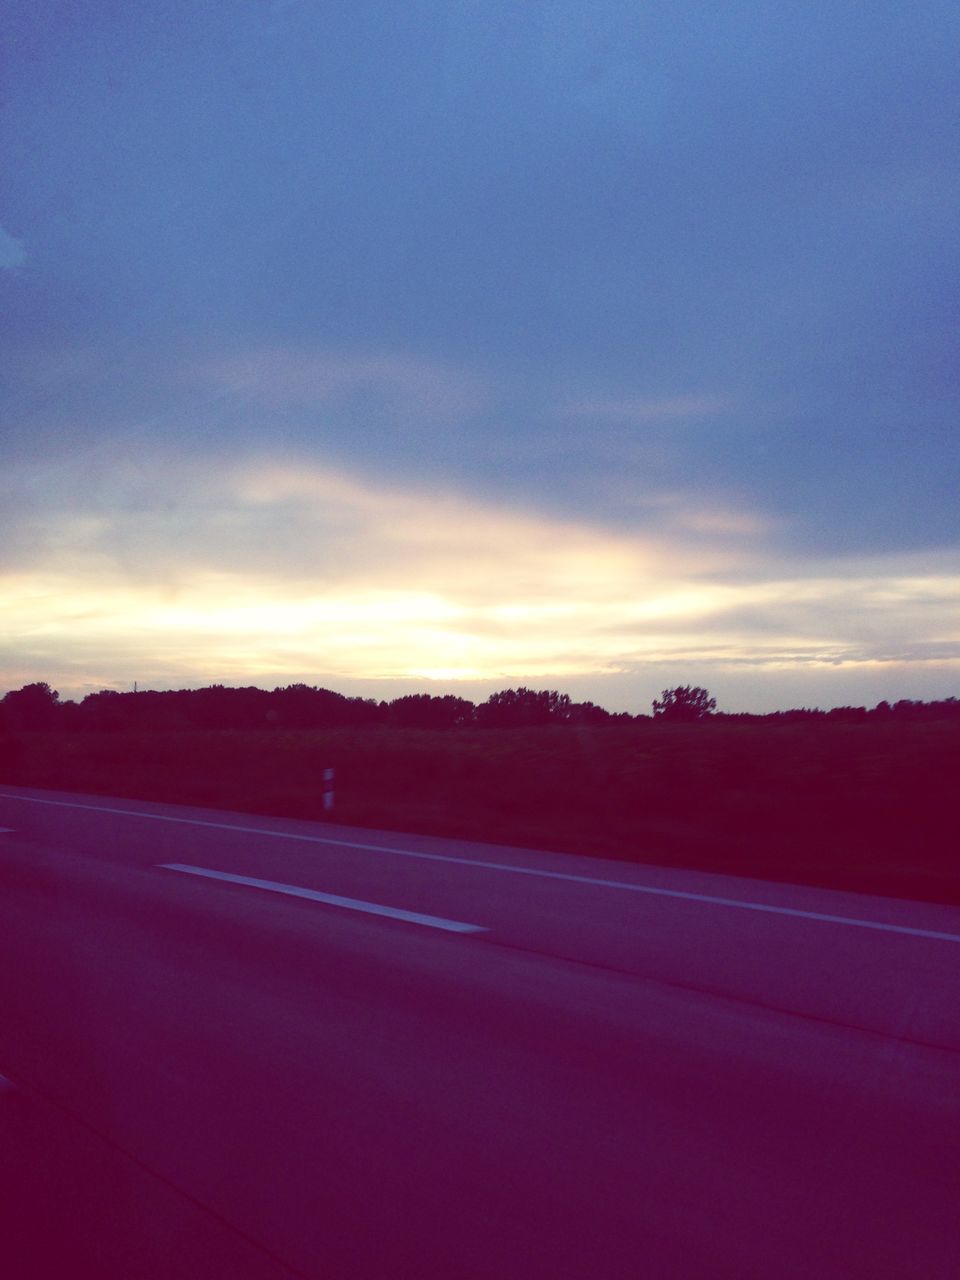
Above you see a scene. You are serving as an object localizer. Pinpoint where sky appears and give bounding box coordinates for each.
[2,0,958,714]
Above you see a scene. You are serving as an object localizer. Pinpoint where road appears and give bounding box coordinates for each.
[0,783,957,1278]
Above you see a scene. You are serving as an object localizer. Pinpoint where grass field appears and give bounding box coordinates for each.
[1,719,957,905]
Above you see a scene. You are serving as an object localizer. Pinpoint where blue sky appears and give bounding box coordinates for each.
[2,0,958,712]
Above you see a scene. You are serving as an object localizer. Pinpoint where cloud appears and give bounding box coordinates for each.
[0,225,26,270]
[628,491,771,537]
[191,348,487,421]
[1,447,702,601]
[2,445,958,709]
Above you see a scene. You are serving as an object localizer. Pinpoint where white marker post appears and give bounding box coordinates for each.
[323,767,335,814]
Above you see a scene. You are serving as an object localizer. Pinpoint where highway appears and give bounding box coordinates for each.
[0,784,957,1278]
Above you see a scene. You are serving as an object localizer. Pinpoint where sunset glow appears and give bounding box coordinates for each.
[3,450,957,709]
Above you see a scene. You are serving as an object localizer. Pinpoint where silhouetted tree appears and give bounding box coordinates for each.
[1,682,61,730]
[651,685,716,722]
[476,688,573,728]
[189,684,271,729]
[826,705,868,723]
[388,694,475,729]
[77,689,128,731]
[568,700,612,725]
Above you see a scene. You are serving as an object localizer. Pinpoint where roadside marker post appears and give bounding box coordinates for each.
[323,767,335,813]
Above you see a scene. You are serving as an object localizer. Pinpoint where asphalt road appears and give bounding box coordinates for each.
[0,784,957,1278]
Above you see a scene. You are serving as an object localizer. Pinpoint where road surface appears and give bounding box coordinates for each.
[0,784,957,1278]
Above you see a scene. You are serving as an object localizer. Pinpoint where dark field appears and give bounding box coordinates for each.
[2,719,957,906]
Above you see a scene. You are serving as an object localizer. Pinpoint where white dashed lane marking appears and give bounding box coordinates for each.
[3,792,959,945]
[158,863,487,934]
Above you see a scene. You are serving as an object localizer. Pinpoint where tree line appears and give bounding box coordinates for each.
[1,680,958,733]
[0,682,625,732]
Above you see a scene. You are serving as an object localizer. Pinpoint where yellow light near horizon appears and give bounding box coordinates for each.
[4,433,960,707]
[141,590,464,636]
[6,560,960,692]
[410,666,485,681]
[626,585,735,621]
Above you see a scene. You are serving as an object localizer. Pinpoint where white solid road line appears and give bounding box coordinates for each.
[158,863,487,934]
[3,791,960,945]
